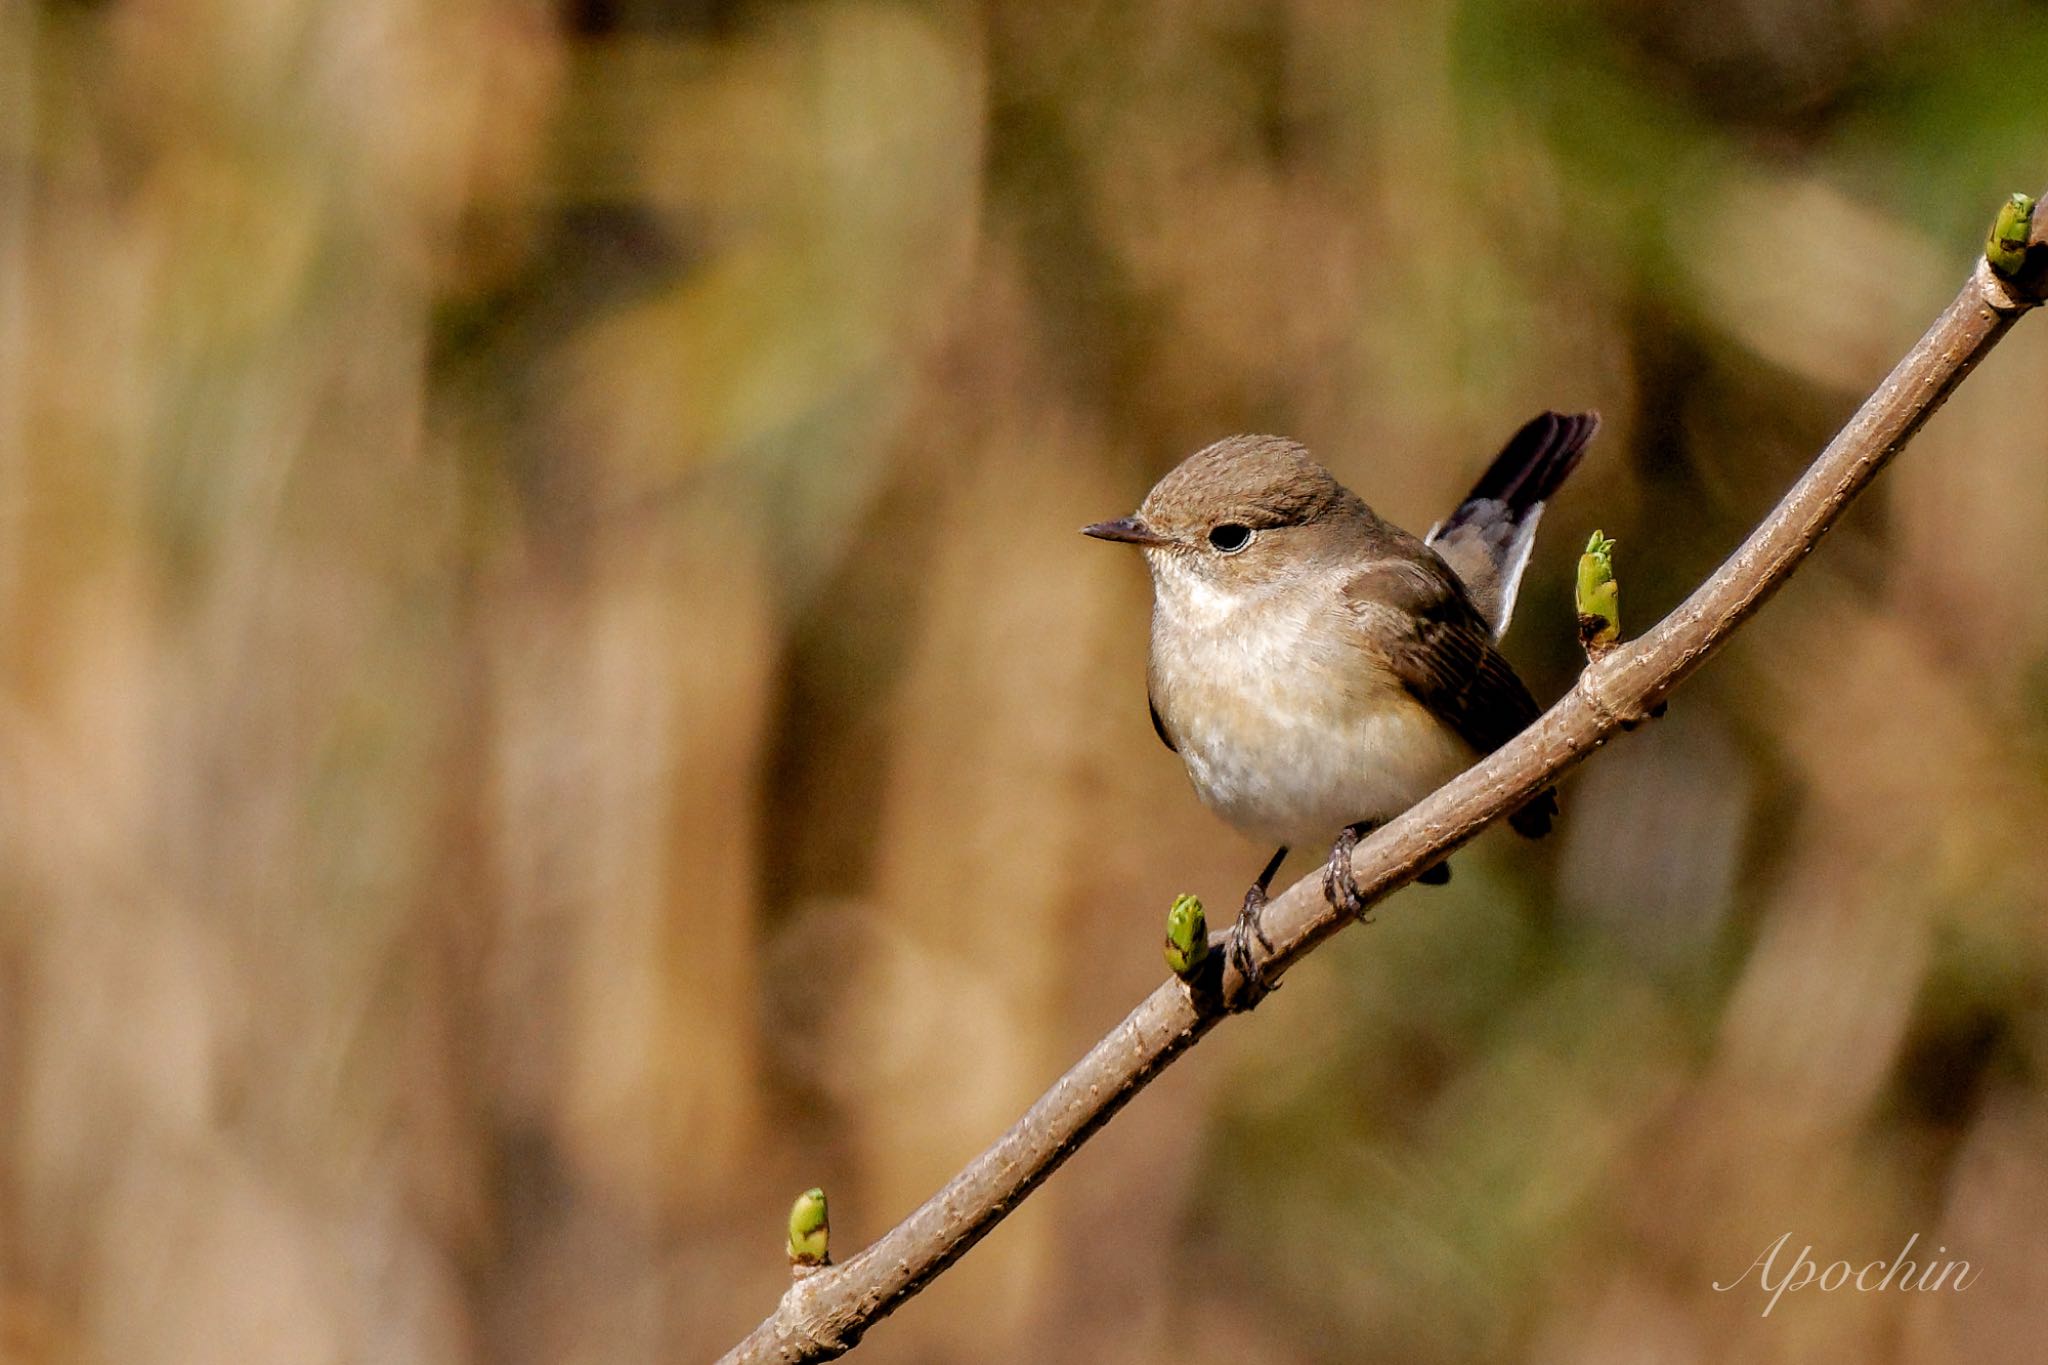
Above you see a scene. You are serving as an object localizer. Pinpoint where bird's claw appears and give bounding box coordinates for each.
[1322,823,1372,920]
[1224,879,1276,1008]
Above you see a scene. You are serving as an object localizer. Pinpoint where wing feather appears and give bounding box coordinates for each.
[1341,556,1556,836]
[1426,411,1600,639]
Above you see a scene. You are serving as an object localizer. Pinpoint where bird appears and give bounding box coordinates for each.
[1083,411,1599,994]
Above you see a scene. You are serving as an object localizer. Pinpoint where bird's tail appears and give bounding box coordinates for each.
[1427,411,1601,640]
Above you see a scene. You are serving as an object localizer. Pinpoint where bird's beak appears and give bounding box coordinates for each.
[1081,515,1170,547]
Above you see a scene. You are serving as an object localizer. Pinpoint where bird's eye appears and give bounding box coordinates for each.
[1207,523,1253,553]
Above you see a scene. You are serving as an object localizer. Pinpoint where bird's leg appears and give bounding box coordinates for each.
[1322,822,1376,920]
[1325,822,1450,916]
[1225,845,1288,1004]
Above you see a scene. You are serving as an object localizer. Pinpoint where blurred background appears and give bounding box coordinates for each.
[4,1,2048,1361]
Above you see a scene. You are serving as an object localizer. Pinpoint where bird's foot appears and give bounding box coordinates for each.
[1322,823,1375,921]
[1224,845,1288,1009]
[1224,882,1276,1007]
[1325,824,1452,913]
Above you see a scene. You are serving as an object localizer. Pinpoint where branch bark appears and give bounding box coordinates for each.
[721,208,2047,1365]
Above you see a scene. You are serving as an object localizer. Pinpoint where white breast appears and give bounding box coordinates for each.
[1147,558,1473,850]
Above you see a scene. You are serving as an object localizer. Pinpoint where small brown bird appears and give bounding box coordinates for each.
[1084,412,1598,991]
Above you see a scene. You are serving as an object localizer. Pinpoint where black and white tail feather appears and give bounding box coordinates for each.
[1426,411,1601,641]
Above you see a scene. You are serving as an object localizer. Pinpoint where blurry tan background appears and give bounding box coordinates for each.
[5,1,2048,1362]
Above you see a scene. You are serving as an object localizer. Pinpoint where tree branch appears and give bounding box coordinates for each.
[720,200,2046,1365]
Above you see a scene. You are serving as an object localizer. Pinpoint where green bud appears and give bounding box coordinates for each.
[789,1187,830,1266]
[1164,893,1209,978]
[1577,531,1620,655]
[1987,193,2035,277]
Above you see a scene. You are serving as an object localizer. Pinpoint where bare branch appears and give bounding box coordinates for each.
[720,202,2046,1365]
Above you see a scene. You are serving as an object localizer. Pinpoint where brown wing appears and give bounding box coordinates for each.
[1341,554,1556,836]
